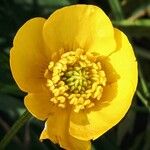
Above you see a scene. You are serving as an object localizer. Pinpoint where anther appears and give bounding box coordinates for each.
[45,49,107,112]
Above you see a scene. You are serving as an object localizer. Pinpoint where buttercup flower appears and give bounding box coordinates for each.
[10,4,138,150]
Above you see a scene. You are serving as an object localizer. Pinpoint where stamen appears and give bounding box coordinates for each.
[44,49,107,112]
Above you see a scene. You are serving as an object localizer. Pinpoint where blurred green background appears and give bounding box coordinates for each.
[0,0,150,150]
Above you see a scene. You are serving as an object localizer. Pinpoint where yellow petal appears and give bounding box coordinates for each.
[41,108,91,150]
[10,18,48,93]
[69,29,138,140]
[24,92,55,120]
[43,5,116,59]
[105,28,137,87]
[68,136,91,150]
[40,127,49,141]
[70,79,137,140]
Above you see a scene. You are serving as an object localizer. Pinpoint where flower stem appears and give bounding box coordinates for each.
[0,110,32,149]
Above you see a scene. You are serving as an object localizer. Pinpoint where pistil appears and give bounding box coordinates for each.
[44,49,107,112]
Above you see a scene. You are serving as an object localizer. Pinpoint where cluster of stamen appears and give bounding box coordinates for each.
[44,49,106,112]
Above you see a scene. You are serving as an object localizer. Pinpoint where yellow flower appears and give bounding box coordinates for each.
[10,4,138,150]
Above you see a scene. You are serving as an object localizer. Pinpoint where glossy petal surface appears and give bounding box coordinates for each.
[43,5,116,59]
[24,92,55,120]
[69,29,138,140]
[40,108,91,150]
[10,18,48,92]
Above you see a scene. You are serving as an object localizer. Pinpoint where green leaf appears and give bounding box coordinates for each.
[113,19,150,38]
[107,0,124,20]
[38,0,77,7]
[136,90,150,111]
[135,46,150,60]
[138,67,150,97]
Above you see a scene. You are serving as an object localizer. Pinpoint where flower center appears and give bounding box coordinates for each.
[44,49,107,112]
